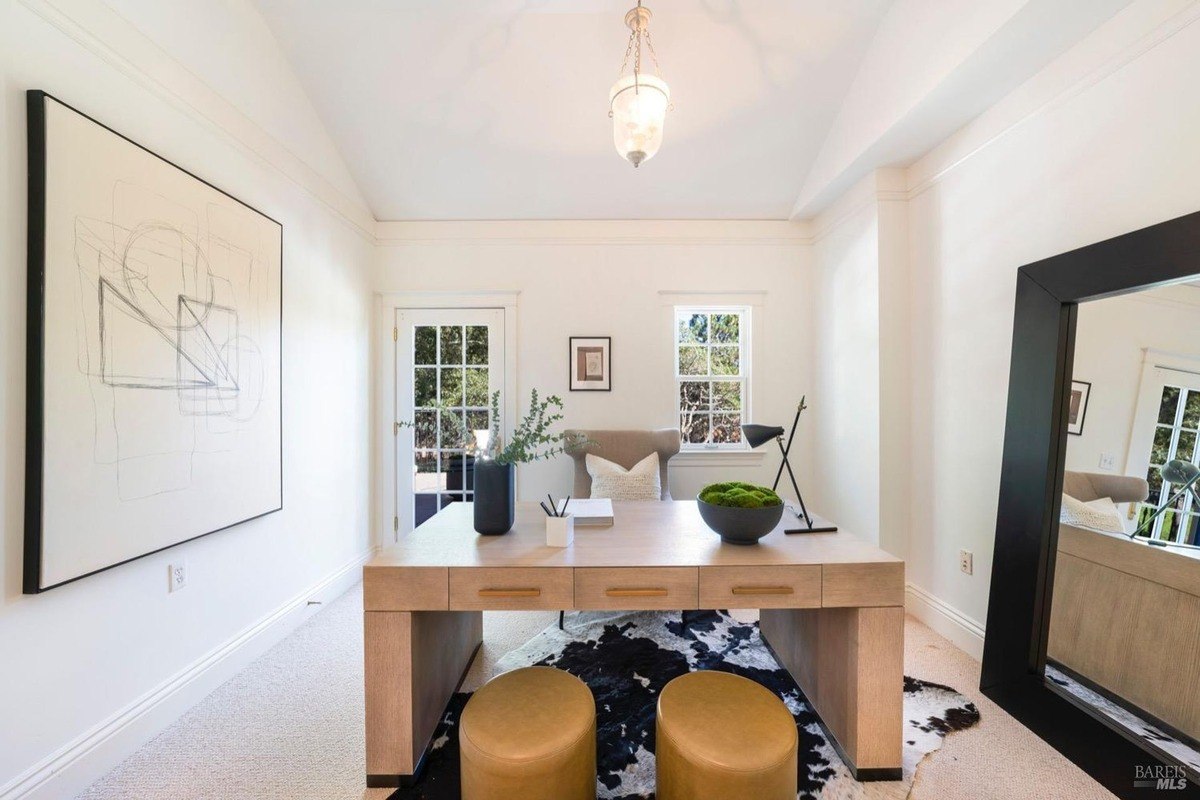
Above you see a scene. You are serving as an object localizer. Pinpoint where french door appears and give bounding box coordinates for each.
[1126,361,1200,543]
[396,309,504,535]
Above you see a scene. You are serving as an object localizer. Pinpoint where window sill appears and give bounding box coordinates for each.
[672,450,766,467]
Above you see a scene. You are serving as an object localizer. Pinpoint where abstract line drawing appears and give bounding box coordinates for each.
[24,91,282,593]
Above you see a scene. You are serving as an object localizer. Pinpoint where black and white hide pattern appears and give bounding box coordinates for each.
[390,610,980,800]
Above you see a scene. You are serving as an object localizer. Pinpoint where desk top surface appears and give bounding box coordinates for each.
[368,501,902,569]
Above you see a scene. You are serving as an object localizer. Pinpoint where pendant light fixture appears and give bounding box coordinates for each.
[609,1,670,168]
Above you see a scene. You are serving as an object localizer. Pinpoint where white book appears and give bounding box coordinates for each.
[556,498,614,527]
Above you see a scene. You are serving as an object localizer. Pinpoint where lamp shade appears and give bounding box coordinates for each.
[1161,459,1200,486]
[609,73,669,167]
[741,423,785,449]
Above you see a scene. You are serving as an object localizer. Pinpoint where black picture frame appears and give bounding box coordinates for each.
[1067,379,1091,436]
[983,209,1200,799]
[24,90,284,594]
[568,336,612,392]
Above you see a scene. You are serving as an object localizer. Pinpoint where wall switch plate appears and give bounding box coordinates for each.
[1099,452,1116,470]
[168,562,187,592]
[959,550,973,575]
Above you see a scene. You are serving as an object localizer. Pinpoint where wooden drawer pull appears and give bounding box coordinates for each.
[605,588,669,598]
[478,588,541,598]
[731,586,795,596]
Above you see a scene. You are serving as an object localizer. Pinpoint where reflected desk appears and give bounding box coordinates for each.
[363,501,904,787]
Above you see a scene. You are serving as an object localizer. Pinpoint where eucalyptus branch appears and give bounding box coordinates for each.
[398,390,591,465]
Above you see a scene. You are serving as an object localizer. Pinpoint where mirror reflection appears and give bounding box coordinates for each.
[1050,280,1200,777]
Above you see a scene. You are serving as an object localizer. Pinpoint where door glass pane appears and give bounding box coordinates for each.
[1184,389,1200,429]
[440,367,464,405]
[1152,426,1173,464]
[414,411,437,450]
[1159,385,1181,424]
[414,368,436,407]
[466,326,489,365]
[440,326,463,364]
[1177,430,1197,462]
[415,326,437,365]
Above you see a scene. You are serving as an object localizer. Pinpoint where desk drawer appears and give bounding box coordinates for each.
[363,567,448,611]
[699,566,821,609]
[575,568,698,610]
[449,568,574,610]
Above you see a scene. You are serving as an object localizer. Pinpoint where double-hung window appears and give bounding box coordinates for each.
[674,306,750,450]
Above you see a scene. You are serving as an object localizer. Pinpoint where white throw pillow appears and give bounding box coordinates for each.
[586,452,661,501]
[1060,493,1125,533]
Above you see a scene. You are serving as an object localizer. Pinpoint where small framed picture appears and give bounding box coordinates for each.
[1067,380,1091,435]
[569,337,611,391]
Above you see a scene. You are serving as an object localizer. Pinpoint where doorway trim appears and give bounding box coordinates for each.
[373,291,519,545]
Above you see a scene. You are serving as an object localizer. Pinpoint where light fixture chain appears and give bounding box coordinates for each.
[618,27,636,77]
[634,28,642,79]
[644,27,662,77]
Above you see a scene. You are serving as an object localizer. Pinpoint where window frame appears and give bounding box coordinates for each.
[673,305,752,452]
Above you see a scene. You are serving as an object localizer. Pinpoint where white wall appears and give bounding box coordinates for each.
[811,191,882,545]
[807,169,910,554]
[1066,286,1200,476]
[0,2,375,798]
[900,0,1200,644]
[373,221,815,534]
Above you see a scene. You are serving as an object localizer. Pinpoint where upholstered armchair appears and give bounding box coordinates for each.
[563,428,679,500]
[1062,470,1149,505]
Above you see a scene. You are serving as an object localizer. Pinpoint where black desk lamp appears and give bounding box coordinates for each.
[1132,459,1200,550]
[742,396,837,534]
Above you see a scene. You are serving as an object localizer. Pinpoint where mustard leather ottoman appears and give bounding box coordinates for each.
[656,671,798,800]
[460,666,596,800]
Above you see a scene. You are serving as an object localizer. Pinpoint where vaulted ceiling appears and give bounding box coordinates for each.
[253,0,1129,221]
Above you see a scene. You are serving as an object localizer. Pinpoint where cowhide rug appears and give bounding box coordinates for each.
[390,610,980,800]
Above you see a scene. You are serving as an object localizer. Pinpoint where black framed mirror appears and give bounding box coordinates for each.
[983,210,1200,799]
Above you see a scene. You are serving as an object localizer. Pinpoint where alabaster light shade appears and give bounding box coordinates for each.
[609,73,670,168]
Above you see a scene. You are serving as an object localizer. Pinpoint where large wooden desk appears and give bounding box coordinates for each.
[363,501,905,787]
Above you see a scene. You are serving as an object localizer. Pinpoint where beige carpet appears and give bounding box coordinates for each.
[77,583,1114,800]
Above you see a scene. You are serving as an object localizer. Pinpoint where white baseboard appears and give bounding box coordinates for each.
[0,547,376,800]
[905,582,986,661]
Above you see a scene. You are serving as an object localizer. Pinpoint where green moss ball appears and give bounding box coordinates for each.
[699,481,783,509]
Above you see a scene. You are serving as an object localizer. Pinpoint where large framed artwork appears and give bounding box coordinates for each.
[24,91,283,593]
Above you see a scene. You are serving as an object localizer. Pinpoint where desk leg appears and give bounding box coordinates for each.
[761,606,903,780]
[364,610,482,787]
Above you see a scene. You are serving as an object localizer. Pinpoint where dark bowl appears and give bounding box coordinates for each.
[696,496,784,545]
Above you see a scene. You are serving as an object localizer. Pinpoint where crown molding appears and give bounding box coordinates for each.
[20,0,377,243]
[374,219,814,247]
[806,168,906,244]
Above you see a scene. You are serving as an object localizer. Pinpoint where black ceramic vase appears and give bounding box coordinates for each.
[473,460,515,535]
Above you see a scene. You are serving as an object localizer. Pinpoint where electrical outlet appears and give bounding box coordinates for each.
[168,562,187,592]
[959,550,973,575]
[1099,452,1116,470]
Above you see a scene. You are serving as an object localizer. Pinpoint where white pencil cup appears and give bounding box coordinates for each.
[546,514,574,547]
